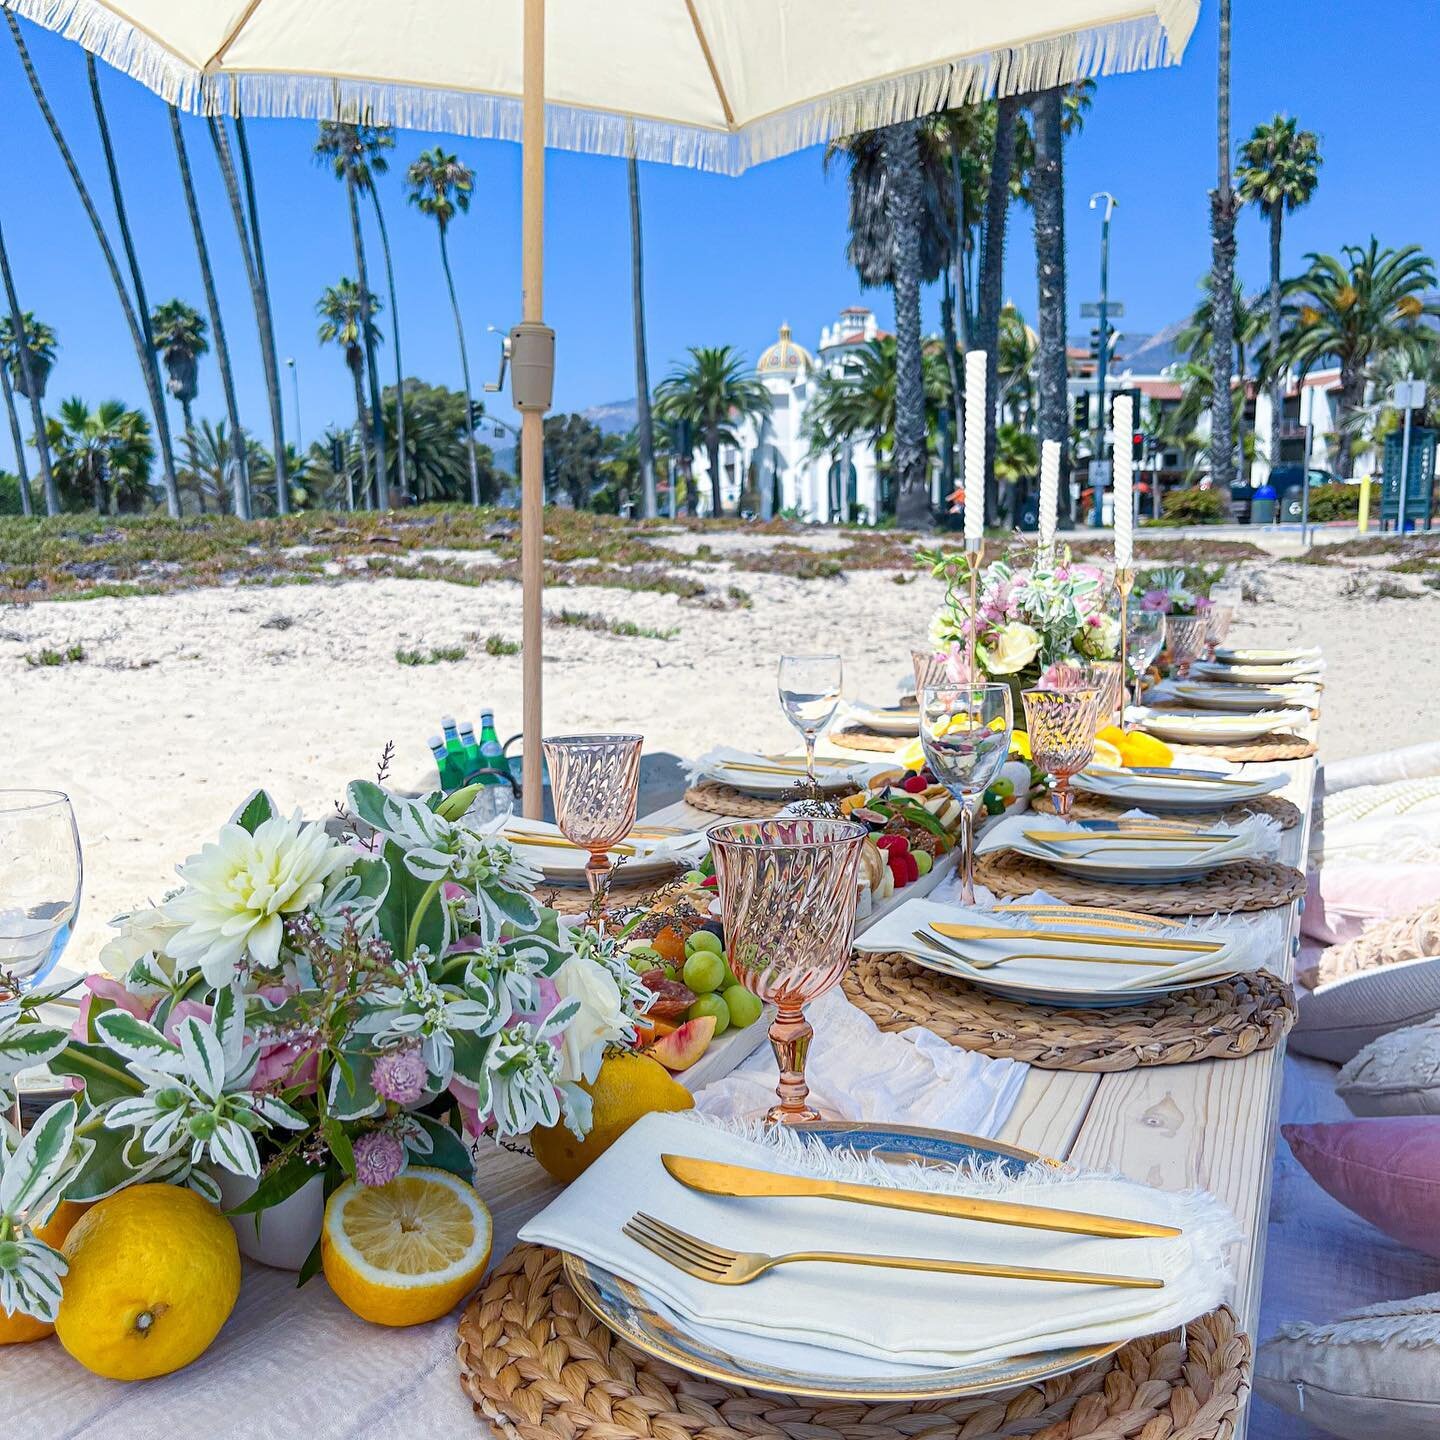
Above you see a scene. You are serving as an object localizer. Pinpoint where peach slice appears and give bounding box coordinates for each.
[646,1015,717,1072]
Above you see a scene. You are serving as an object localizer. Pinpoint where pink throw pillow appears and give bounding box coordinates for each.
[1285,1117,1440,1258]
[1303,864,1440,946]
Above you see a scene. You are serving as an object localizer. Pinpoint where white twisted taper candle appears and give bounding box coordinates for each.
[964,349,987,548]
[1112,393,1134,570]
[1038,438,1060,561]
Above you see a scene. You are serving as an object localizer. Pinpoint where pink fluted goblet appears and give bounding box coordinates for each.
[708,817,867,1125]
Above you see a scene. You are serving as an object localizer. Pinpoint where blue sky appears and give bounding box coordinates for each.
[1,0,1436,470]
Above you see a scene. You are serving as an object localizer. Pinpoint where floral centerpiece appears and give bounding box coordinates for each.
[920,546,1120,687]
[1138,565,1222,617]
[0,779,652,1324]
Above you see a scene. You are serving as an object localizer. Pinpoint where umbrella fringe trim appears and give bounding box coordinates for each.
[4,0,1196,176]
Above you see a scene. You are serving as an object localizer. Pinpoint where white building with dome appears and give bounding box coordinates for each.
[687,306,889,522]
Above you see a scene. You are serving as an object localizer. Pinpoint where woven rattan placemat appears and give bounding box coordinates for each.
[1034,790,1303,831]
[456,1245,1250,1439]
[544,874,675,916]
[973,851,1305,915]
[1166,735,1317,763]
[682,781,793,818]
[830,726,912,753]
[844,952,1296,1070]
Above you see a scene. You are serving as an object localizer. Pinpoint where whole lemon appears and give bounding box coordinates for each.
[56,1184,240,1380]
[0,1200,90,1346]
[531,1053,693,1183]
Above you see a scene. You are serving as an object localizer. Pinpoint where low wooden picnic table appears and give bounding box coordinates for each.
[7,742,1315,1439]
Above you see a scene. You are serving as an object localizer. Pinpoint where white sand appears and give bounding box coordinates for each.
[5,537,1437,964]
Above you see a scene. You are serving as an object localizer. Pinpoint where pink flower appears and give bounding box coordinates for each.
[72,975,154,1042]
[448,1076,486,1137]
[1140,589,1171,613]
[163,986,318,1094]
[943,649,977,684]
[373,1046,428,1105]
[353,1130,405,1187]
[1196,595,1213,611]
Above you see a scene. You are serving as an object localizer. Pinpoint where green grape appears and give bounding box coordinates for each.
[682,951,727,994]
[688,992,730,1035]
[684,928,724,957]
[722,984,762,1029]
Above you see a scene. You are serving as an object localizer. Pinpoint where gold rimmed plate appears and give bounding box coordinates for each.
[561,1120,1120,1401]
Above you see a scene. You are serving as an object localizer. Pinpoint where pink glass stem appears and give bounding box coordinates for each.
[767,1000,820,1125]
[957,798,978,906]
[584,851,612,935]
[1053,774,1075,818]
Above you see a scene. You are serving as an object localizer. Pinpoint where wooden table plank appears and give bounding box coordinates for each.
[995,1069,1099,1160]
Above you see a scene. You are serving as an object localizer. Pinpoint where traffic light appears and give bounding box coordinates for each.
[1072,394,1089,430]
[1133,430,1146,462]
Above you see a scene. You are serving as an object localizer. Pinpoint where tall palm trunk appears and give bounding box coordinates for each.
[946,147,968,491]
[938,269,959,498]
[1266,205,1284,471]
[344,178,386,508]
[1209,0,1238,491]
[349,360,373,505]
[368,188,407,502]
[977,96,1020,524]
[211,117,288,514]
[170,106,250,519]
[436,225,480,505]
[0,356,32,516]
[1031,88,1072,521]
[178,395,203,513]
[0,217,52,515]
[86,56,182,518]
[627,155,658,519]
[883,120,930,530]
[705,432,723,517]
[6,16,176,517]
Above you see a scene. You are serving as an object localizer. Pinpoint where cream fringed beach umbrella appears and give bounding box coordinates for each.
[2,0,1200,813]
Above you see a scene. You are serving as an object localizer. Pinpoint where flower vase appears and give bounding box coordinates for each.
[217,1168,325,1270]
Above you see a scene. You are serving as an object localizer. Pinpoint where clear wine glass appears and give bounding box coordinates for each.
[777,654,843,790]
[0,790,82,990]
[1023,687,1100,819]
[1125,611,1166,715]
[911,648,950,701]
[541,735,643,932]
[919,683,1013,905]
[708,817,867,1125]
[1204,603,1235,661]
[1166,615,1211,680]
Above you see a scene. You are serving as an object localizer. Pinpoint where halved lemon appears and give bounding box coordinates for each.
[321,1167,492,1327]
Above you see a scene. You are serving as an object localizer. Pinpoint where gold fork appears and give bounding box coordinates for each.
[622,1212,1163,1289]
[913,931,1174,970]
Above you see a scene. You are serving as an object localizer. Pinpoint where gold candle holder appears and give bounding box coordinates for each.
[1116,566,1135,731]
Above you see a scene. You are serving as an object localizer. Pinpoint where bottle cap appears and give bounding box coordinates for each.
[441,714,457,727]
[427,735,443,748]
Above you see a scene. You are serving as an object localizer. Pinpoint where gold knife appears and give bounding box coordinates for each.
[931,921,1221,954]
[660,1155,1181,1240]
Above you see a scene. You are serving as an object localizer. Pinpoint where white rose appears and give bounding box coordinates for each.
[985,622,1041,675]
[98,905,183,975]
[552,952,628,1086]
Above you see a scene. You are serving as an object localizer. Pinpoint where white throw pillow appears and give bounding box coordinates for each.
[1289,955,1440,1065]
[1338,1016,1440,1116]
[1256,1292,1440,1440]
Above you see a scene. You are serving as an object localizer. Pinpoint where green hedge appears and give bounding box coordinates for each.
[1155,487,1227,526]
[1305,482,1362,523]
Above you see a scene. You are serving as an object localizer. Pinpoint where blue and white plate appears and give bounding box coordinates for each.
[562,1120,1120,1401]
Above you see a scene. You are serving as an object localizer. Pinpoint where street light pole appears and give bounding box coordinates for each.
[1089,191,1117,527]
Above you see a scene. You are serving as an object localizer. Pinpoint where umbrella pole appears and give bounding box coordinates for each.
[519,0,547,817]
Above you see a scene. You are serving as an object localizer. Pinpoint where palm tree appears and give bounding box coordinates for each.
[209,116,288,514]
[84,54,182,519]
[0,230,56,516]
[178,417,247,514]
[317,279,383,510]
[803,336,951,516]
[406,148,481,506]
[380,380,491,503]
[827,118,952,516]
[46,397,154,513]
[169,106,249,518]
[1267,240,1440,474]
[654,346,772,517]
[315,122,398,504]
[0,311,57,401]
[1237,115,1322,471]
[0,359,29,516]
[150,299,208,507]
[5,16,181,517]
[1026,83,1093,521]
[1208,0,1238,493]
[1178,275,1265,479]
[976,95,1022,522]
[628,153,658,518]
